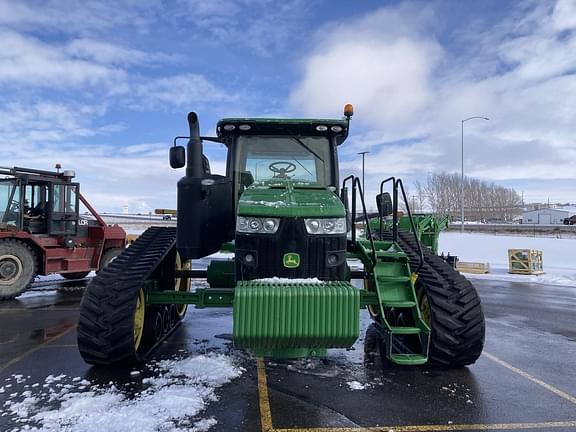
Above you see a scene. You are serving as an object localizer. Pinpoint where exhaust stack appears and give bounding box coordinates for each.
[186,112,204,178]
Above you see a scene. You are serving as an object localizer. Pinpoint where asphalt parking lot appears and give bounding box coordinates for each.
[1,278,575,432]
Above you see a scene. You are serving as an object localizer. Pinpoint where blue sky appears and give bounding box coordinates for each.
[0,0,575,212]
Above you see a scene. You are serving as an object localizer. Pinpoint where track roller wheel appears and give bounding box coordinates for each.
[133,288,146,350]
[162,307,171,335]
[174,253,191,319]
[143,308,164,343]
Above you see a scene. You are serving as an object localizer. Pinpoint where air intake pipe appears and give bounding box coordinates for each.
[186,112,204,178]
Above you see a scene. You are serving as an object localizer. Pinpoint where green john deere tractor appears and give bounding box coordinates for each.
[77,105,484,367]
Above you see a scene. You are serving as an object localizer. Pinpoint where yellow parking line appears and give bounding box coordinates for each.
[272,421,576,431]
[256,355,576,432]
[484,352,576,405]
[0,324,77,372]
[257,357,274,432]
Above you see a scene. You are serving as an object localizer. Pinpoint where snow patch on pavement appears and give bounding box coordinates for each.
[346,381,369,391]
[255,277,324,284]
[4,354,243,432]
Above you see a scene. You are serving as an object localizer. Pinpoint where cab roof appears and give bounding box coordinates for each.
[216,117,349,145]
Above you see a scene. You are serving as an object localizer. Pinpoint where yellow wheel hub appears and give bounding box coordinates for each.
[133,288,146,350]
[364,278,381,318]
[175,253,191,317]
[418,288,432,326]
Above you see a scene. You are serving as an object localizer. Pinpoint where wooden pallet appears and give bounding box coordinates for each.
[456,261,490,274]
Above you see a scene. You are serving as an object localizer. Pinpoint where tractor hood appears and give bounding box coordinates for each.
[238,180,345,218]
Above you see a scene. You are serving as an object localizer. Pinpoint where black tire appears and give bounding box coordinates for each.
[375,230,485,367]
[98,248,123,273]
[61,271,90,280]
[0,240,37,300]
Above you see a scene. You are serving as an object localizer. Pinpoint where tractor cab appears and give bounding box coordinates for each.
[169,108,353,273]
[215,118,351,281]
[217,117,349,198]
[0,167,80,236]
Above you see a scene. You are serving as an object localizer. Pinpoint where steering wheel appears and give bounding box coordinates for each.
[269,162,297,179]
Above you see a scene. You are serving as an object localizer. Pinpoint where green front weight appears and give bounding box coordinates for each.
[233,281,360,355]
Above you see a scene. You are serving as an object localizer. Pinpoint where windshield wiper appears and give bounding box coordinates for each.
[284,132,325,164]
[293,158,314,178]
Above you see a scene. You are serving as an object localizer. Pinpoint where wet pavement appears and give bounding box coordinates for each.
[1,277,575,431]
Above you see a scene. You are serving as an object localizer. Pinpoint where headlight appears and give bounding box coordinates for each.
[237,216,280,234]
[304,218,346,235]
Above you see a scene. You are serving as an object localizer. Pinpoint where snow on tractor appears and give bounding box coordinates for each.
[0,166,126,300]
[78,105,484,367]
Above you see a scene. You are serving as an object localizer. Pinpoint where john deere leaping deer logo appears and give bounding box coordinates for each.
[283,253,300,268]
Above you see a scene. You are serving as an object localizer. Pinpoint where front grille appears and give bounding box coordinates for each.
[235,218,347,281]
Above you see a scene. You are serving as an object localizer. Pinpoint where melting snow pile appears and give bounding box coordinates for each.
[3,354,243,432]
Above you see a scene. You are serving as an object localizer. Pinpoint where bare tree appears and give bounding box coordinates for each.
[418,172,522,222]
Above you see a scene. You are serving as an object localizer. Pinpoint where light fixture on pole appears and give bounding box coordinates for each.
[460,116,489,233]
[357,151,369,196]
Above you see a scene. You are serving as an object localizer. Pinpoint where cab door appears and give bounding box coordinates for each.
[0,179,22,229]
[49,183,80,236]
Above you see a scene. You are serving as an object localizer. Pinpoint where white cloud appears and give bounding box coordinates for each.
[0,102,107,143]
[65,38,177,66]
[0,0,154,35]
[0,30,126,88]
[0,101,229,212]
[0,31,230,110]
[132,73,235,110]
[174,0,311,56]
[290,1,576,202]
[552,0,576,31]
[289,5,442,134]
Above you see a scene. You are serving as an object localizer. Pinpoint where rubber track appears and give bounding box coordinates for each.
[77,227,177,365]
[377,230,485,367]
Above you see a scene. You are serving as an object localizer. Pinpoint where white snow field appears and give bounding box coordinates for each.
[3,354,243,432]
[439,232,576,287]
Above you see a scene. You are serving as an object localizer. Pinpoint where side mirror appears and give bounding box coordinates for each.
[376,192,393,216]
[170,146,186,169]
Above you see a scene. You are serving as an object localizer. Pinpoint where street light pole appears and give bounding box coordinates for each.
[357,151,369,195]
[460,116,489,233]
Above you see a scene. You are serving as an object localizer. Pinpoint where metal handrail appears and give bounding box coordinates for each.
[377,177,424,273]
[342,175,377,272]
[396,179,424,273]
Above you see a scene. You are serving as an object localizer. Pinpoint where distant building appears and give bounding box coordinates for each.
[522,206,576,224]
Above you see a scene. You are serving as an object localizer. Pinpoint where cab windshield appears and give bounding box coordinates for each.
[0,180,20,225]
[235,135,333,185]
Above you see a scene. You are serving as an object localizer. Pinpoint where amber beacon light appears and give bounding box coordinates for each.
[344,104,354,118]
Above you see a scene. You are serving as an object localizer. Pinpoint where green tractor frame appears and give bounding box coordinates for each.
[78,106,484,368]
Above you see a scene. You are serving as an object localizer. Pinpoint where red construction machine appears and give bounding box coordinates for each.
[0,166,126,299]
